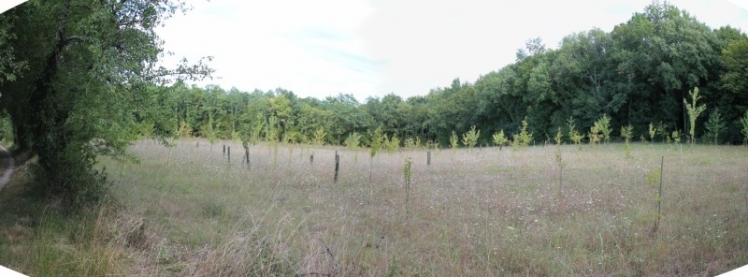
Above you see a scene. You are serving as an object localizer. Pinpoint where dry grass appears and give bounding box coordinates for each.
[2,140,748,276]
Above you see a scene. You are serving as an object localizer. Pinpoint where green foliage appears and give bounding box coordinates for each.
[344,132,362,150]
[672,130,682,145]
[231,129,241,144]
[621,125,634,143]
[740,111,748,146]
[204,113,218,144]
[265,116,279,143]
[403,137,412,150]
[649,123,656,144]
[313,127,326,147]
[656,122,668,143]
[684,87,707,147]
[449,131,459,150]
[250,114,264,145]
[571,132,585,147]
[492,130,508,147]
[647,168,661,186]
[511,117,533,149]
[403,157,412,217]
[0,115,13,143]
[402,157,412,183]
[403,136,421,150]
[567,117,584,146]
[704,109,726,145]
[404,137,421,150]
[369,126,384,158]
[588,124,601,146]
[178,121,192,138]
[385,134,400,153]
[554,127,563,145]
[3,0,745,208]
[621,124,634,159]
[721,38,748,95]
[595,115,611,144]
[461,125,480,148]
[425,139,439,150]
[134,121,155,141]
[282,129,300,144]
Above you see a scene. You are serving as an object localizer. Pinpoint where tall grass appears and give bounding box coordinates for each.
[2,140,748,276]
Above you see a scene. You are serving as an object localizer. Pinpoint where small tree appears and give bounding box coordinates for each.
[369,127,384,156]
[554,127,563,146]
[567,117,584,147]
[386,134,400,153]
[656,121,668,143]
[588,124,601,146]
[178,121,192,138]
[648,122,657,144]
[461,125,480,149]
[0,116,13,143]
[404,137,415,150]
[704,109,726,145]
[512,117,533,149]
[265,116,279,143]
[344,132,361,150]
[204,113,218,145]
[571,132,584,148]
[449,131,459,151]
[266,116,280,165]
[596,115,611,144]
[621,124,634,159]
[250,114,264,146]
[231,129,241,144]
[492,129,508,149]
[403,157,413,217]
[684,87,706,149]
[368,126,384,183]
[313,127,326,147]
[740,111,748,146]
[400,136,421,150]
[672,130,682,145]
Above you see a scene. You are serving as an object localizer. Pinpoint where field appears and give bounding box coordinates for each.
[2,140,748,276]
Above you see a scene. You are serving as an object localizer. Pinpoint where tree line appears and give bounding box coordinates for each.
[145,1,748,148]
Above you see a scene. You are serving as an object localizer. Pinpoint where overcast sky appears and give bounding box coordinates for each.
[155,0,748,101]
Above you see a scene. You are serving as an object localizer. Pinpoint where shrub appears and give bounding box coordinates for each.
[704,109,726,145]
[492,130,508,148]
[512,117,533,149]
[684,87,706,148]
[449,131,459,151]
[461,126,480,149]
[740,111,748,146]
[595,115,611,144]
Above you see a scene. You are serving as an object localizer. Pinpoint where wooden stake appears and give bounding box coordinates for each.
[655,156,664,232]
[334,151,340,183]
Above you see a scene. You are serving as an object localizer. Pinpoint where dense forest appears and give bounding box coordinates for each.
[0,0,747,207]
[144,1,748,147]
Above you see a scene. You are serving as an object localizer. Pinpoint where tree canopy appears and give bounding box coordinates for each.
[0,0,211,207]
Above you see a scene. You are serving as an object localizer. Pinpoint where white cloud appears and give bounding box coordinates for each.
[0,0,27,14]
[156,0,748,101]
[156,0,379,100]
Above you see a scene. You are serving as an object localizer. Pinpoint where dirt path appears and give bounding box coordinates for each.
[0,145,15,191]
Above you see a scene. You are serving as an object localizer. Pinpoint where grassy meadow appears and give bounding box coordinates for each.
[2,139,748,276]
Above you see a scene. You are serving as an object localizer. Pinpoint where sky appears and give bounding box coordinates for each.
[155,0,748,101]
